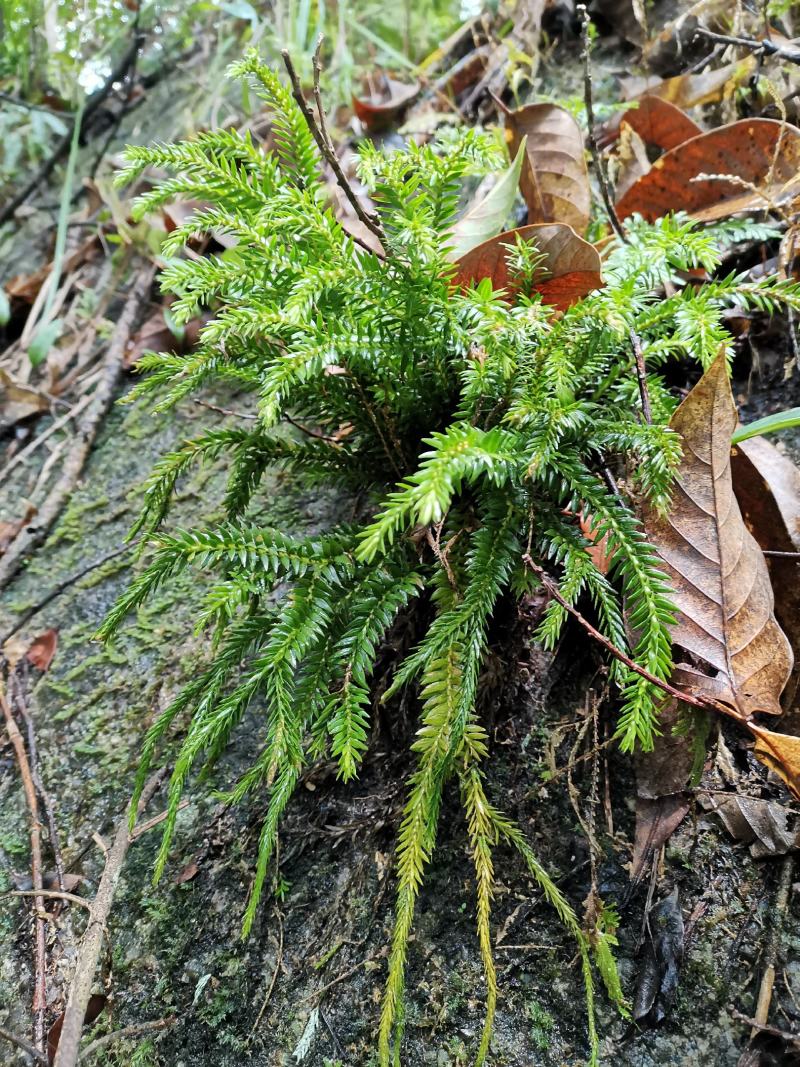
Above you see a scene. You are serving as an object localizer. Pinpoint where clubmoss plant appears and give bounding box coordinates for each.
[99,50,800,1065]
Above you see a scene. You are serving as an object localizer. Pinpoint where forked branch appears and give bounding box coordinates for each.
[281,39,386,247]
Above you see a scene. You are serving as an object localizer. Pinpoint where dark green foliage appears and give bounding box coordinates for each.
[100,50,800,1066]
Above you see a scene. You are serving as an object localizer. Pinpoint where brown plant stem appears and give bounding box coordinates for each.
[630,329,653,424]
[577,5,627,244]
[752,853,794,1037]
[11,670,66,893]
[693,27,800,66]
[281,40,386,246]
[79,1017,176,1060]
[52,771,166,1067]
[0,687,47,1052]
[521,554,718,713]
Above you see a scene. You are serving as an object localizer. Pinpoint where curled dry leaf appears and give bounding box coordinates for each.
[26,629,59,672]
[731,436,800,726]
[642,353,800,795]
[503,103,591,235]
[46,993,107,1065]
[642,352,793,719]
[5,234,100,304]
[0,368,50,432]
[453,223,602,311]
[353,75,420,132]
[698,792,800,858]
[632,701,694,879]
[448,140,526,259]
[606,95,702,153]
[616,119,800,223]
[614,121,651,202]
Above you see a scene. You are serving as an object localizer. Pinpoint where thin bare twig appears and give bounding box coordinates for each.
[521,554,719,713]
[250,911,284,1034]
[3,889,91,911]
[0,262,155,592]
[752,853,794,1037]
[53,771,166,1067]
[0,1023,48,1065]
[11,670,66,893]
[577,5,627,243]
[193,398,258,420]
[630,329,652,424]
[281,40,386,245]
[1,687,47,1052]
[693,27,800,66]
[0,545,133,650]
[79,1017,176,1060]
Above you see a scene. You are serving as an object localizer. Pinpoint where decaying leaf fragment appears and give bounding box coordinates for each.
[698,792,800,858]
[352,75,420,131]
[503,102,591,235]
[633,887,684,1023]
[453,223,602,310]
[643,352,793,721]
[731,436,800,725]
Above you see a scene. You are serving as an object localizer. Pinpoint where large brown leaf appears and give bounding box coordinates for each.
[453,223,602,311]
[616,118,800,223]
[642,353,793,721]
[732,436,800,728]
[503,103,591,235]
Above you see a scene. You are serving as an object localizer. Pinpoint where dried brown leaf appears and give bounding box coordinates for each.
[732,436,800,727]
[698,792,799,857]
[503,103,591,235]
[453,223,602,311]
[618,56,757,111]
[614,95,702,153]
[353,75,420,131]
[616,119,800,223]
[26,629,58,672]
[643,352,793,720]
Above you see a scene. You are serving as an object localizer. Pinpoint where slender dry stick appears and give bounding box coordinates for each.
[1,687,47,1053]
[52,771,166,1067]
[79,1017,176,1060]
[630,329,652,424]
[0,545,133,649]
[280,42,385,245]
[577,5,627,243]
[11,669,66,893]
[752,853,794,1036]
[3,889,91,911]
[521,554,718,713]
[0,1024,48,1065]
[693,27,800,65]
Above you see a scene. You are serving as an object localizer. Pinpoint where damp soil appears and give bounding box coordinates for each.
[0,355,799,1067]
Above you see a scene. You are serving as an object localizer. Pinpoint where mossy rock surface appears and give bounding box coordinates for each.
[2,377,799,1066]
